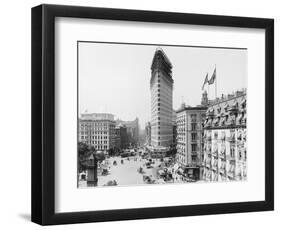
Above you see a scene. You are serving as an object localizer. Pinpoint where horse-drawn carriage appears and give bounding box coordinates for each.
[103,180,118,186]
[145,162,153,169]
[101,168,109,176]
[137,167,144,174]
[143,175,155,184]
[158,168,173,182]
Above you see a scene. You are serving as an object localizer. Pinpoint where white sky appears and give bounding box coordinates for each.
[78,42,247,129]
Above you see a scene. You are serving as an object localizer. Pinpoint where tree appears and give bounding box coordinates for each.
[78,142,106,173]
[78,143,99,172]
[78,142,89,158]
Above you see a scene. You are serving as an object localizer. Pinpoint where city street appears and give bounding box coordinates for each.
[98,156,158,186]
[79,155,163,187]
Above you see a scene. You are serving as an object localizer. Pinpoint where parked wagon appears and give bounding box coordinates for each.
[101,168,109,176]
[137,167,144,174]
[103,180,118,186]
[143,175,155,184]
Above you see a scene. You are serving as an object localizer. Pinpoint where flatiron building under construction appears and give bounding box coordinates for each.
[149,48,174,153]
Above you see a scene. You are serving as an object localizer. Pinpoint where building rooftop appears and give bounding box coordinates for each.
[208,88,247,106]
[176,104,208,114]
[151,47,173,73]
[80,112,114,121]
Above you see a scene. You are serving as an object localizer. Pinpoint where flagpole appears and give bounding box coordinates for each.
[215,65,217,99]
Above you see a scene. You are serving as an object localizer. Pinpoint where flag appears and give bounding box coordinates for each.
[208,67,216,85]
[202,73,208,90]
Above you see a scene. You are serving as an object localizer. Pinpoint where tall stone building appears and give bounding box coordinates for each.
[145,122,151,146]
[176,104,207,180]
[202,90,247,182]
[150,48,174,152]
[116,118,140,146]
[78,113,116,152]
[113,126,121,150]
[119,125,129,149]
[172,110,177,146]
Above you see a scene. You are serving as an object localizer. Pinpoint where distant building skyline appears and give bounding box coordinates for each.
[78,112,140,152]
[78,42,247,129]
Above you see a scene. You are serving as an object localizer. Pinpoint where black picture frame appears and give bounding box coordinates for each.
[31,4,274,225]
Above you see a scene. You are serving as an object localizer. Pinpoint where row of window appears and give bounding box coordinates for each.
[191,133,197,141]
[208,99,246,116]
[93,145,108,150]
[80,136,108,140]
[176,132,198,139]
[177,113,205,124]
[80,131,108,135]
[80,123,110,127]
[85,140,109,144]
[204,146,247,160]
[191,144,197,151]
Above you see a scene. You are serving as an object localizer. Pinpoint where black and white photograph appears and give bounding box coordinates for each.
[0,0,277,227]
[29,3,274,226]
[77,42,247,188]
